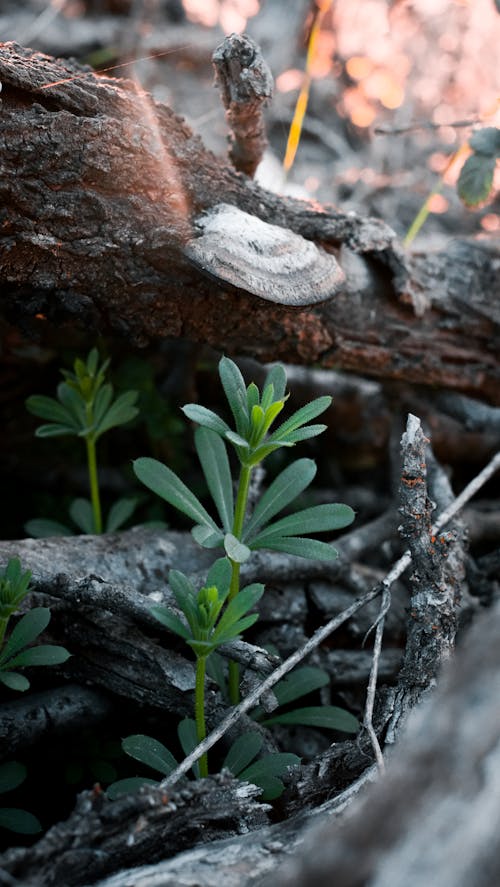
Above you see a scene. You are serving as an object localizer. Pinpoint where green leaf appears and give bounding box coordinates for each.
[251,503,355,545]
[24,518,74,538]
[25,395,76,427]
[0,808,42,834]
[0,558,32,610]
[69,498,95,534]
[5,644,70,669]
[261,706,359,733]
[244,441,293,467]
[191,525,224,548]
[254,536,340,560]
[58,382,87,427]
[150,606,191,641]
[181,404,230,436]
[211,583,263,642]
[246,382,260,414]
[243,459,316,539]
[224,533,251,564]
[0,761,27,794]
[168,572,198,631]
[219,357,249,437]
[469,127,500,157]
[237,750,300,800]
[272,396,332,440]
[251,666,330,722]
[272,666,330,708]
[177,718,200,778]
[206,612,259,648]
[195,428,234,532]
[263,364,287,401]
[0,671,30,691]
[224,430,250,449]
[205,557,232,596]
[277,424,327,444]
[249,404,265,445]
[0,608,51,664]
[106,777,158,800]
[95,390,139,437]
[133,458,219,531]
[457,152,496,207]
[34,423,79,438]
[223,732,263,776]
[122,735,177,776]
[92,384,114,428]
[105,497,138,533]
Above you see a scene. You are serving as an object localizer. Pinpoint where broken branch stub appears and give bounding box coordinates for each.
[213,33,273,177]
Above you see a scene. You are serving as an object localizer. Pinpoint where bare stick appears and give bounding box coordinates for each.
[362,586,391,773]
[163,585,383,788]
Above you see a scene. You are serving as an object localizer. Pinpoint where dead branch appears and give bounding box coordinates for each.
[0,43,498,403]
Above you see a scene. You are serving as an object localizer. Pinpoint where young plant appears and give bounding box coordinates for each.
[112,557,264,786]
[151,557,263,776]
[134,357,355,702]
[0,558,70,692]
[26,347,139,536]
[0,762,41,835]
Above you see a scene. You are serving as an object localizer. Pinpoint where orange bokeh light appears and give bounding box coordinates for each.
[480,213,500,232]
[276,69,305,93]
[427,194,449,214]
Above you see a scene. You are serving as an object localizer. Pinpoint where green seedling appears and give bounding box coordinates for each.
[108,722,299,802]
[114,557,263,782]
[0,558,70,692]
[134,356,355,702]
[0,762,41,835]
[26,348,139,536]
[151,557,263,776]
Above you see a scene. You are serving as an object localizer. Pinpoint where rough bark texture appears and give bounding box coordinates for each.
[267,596,500,887]
[0,775,269,887]
[0,43,499,403]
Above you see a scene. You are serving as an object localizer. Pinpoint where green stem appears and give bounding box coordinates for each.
[195,655,208,778]
[228,464,253,704]
[0,616,9,649]
[86,435,102,534]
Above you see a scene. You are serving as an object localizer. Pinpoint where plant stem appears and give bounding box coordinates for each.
[228,464,253,704]
[195,655,208,778]
[0,616,9,649]
[86,436,102,534]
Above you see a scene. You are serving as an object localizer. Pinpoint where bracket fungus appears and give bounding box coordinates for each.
[184,204,345,306]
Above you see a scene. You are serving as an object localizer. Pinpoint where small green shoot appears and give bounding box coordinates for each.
[26,348,139,535]
[134,357,354,702]
[149,557,263,777]
[0,762,42,835]
[0,558,70,692]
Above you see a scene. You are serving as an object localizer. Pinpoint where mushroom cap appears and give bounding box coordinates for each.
[184,204,345,306]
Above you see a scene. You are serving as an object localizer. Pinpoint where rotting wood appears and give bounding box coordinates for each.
[0,43,499,403]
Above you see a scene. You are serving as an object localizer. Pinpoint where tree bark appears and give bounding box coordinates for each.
[0,43,498,404]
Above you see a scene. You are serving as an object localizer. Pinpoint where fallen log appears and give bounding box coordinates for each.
[0,42,498,403]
